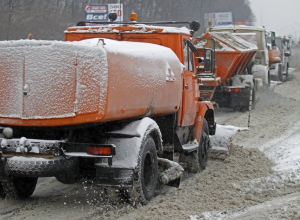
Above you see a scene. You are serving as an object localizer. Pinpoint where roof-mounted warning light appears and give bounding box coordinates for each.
[130,12,137,22]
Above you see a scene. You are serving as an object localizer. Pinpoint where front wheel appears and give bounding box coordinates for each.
[198,119,210,170]
[2,176,38,199]
[129,136,158,205]
[179,119,210,172]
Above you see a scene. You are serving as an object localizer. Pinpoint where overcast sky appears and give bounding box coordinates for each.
[249,0,300,40]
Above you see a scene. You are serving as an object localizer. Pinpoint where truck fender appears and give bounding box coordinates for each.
[191,102,216,144]
[94,117,162,189]
[98,117,163,170]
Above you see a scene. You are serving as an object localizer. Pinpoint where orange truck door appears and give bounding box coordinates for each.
[181,41,198,126]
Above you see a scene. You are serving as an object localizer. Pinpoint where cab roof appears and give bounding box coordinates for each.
[65,23,192,35]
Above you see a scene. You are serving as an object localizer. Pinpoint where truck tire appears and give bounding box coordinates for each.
[268,71,271,88]
[198,119,210,170]
[285,62,290,81]
[278,64,283,82]
[0,182,5,199]
[129,135,158,205]
[5,156,79,178]
[1,176,37,199]
[179,119,210,172]
[251,87,256,110]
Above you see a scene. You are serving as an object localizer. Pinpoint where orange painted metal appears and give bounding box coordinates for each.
[193,32,257,102]
[195,32,257,83]
[64,25,199,127]
[0,24,208,129]
[269,47,281,64]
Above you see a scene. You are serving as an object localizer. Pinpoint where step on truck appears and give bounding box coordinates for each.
[192,32,258,111]
[0,13,216,204]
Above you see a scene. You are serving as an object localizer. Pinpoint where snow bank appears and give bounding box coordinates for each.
[209,124,249,159]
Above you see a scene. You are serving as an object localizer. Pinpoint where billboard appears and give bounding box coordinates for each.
[84,4,123,22]
[204,12,233,27]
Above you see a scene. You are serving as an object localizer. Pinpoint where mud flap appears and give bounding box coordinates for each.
[230,87,251,110]
[95,167,134,188]
[209,124,248,160]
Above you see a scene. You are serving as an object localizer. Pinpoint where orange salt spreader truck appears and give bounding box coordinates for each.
[192,32,258,111]
[0,13,216,204]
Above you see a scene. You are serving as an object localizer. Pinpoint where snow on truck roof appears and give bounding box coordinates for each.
[195,32,257,52]
[65,23,192,35]
[210,32,257,51]
[210,25,266,32]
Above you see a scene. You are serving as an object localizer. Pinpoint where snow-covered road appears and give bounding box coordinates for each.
[1,56,300,220]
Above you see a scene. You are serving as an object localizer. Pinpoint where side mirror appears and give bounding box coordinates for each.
[271,31,276,46]
[204,49,215,73]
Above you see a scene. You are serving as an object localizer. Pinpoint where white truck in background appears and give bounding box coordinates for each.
[208,25,270,91]
[275,36,292,81]
[266,31,284,82]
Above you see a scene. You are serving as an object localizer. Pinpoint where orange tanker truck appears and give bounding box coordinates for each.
[0,14,216,204]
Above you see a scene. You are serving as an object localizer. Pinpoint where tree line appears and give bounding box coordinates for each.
[0,0,255,40]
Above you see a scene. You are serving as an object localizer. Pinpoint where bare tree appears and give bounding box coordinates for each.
[0,0,256,40]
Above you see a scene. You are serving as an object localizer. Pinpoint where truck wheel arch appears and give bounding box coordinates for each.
[102,117,162,204]
[105,117,163,170]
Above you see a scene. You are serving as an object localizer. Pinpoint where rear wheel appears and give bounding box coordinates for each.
[278,64,283,82]
[2,176,38,199]
[286,62,290,81]
[268,71,271,87]
[129,136,158,205]
[0,182,5,199]
[250,86,256,110]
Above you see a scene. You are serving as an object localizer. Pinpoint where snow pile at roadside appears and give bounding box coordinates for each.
[259,121,300,180]
[209,124,249,159]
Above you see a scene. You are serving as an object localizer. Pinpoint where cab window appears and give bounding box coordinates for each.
[183,41,194,72]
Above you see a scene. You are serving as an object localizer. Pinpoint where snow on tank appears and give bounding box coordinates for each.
[0,39,108,120]
[0,37,183,126]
